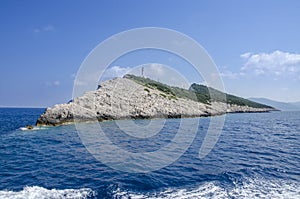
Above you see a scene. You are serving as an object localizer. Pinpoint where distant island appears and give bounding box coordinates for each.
[36,74,276,126]
[249,97,300,111]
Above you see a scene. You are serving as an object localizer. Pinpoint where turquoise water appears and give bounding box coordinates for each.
[0,108,299,198]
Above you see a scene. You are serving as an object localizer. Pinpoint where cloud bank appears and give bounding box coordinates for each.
[241,50,300,77]
[222,50,300,80]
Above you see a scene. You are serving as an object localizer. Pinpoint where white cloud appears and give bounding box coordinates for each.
[46,81,60,87]
[101,64,167,81]
[99,64,190,89]
[240,52,252,59]
[102,66,131,80]
[53,81,60,86]
[43,25,55,32]
[33,29,40,33]
[34,25,55,33]
[220,71,244,79]
[131,63,190,89]
[146,63,166,76]
[221,50,300,80]
[241,50,300,77]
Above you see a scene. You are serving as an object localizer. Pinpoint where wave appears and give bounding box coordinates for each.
[0,179,299,199]
[0,186,96,199]
[19,126,49,131]
[113,178,300,199]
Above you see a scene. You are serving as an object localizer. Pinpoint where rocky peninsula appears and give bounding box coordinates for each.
[36,75,275,126]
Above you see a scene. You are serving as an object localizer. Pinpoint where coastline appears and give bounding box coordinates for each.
[36,77,276,126]
[36,109,276,127]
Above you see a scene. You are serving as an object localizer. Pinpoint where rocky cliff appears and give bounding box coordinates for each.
[36,76,275,126]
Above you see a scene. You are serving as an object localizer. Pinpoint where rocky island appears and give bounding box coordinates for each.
[36,74,275,126]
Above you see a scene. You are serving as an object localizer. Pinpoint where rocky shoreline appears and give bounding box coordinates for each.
[36,77,275,126]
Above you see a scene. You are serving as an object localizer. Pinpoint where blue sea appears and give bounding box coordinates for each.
[0,108,299,199]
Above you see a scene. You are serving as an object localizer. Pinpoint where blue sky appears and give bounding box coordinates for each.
[1,1,300,107]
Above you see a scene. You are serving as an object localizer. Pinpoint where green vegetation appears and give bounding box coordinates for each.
[190,84,273,108]
[147,82,175,96]
[168,95,178,100]
[160,93,167,98]
[144,88,150,93]
[124,74,209,104]
[124,74,273,108]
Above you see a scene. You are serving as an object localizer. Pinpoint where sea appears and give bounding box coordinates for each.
[0,108,299,199]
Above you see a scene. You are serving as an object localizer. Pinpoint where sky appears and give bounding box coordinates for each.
[1,0,300,107]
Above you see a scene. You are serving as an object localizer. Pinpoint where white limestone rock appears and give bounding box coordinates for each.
[36,78,273,126]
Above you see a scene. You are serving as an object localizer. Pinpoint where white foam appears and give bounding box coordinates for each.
[114,178,300,199]
[0,186,96,199]
[19,126,48,131]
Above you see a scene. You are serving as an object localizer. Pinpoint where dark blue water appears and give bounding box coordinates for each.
[0,108,299,198]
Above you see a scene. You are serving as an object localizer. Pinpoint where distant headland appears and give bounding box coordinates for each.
[36,74,276,126]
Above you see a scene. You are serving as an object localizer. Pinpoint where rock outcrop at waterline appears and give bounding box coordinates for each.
[36,76,275,126]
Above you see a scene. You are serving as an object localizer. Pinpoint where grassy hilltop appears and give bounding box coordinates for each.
[124,74,273,109]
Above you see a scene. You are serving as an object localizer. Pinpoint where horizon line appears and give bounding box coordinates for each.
[0,106,46,109]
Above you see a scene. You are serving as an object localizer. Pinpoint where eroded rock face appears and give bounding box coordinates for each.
[36,78,273,126]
